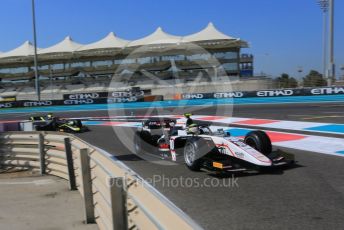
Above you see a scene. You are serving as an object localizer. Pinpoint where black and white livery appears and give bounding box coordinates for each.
[134,117,294,172]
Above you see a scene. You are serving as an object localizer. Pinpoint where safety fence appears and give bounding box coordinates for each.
[1,85,344,109]
[0,131,202,230]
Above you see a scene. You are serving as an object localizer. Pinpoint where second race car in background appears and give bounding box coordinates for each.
[30,115,89,133]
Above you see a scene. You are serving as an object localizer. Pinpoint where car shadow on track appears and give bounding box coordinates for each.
[205,163,303,178]
[114,154,144,162]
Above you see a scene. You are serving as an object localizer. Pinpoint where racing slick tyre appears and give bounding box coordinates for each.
[134,131,157,155]
[244,130,272,156]
[74,119,82,127]
[134,132,144,155]
[184,138,208,171]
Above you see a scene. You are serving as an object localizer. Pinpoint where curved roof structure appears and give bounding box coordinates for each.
[38,36,83,54]
[183,22,236,42]
[0,23,247,60]
[128,27,182,47]
[0,41,38,58]
[78,32,129,51]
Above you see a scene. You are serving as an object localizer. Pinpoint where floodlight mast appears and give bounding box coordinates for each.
[32,0,40,101]
[328,0,335,86]
[318,0,335,86]
[317,0,328,83]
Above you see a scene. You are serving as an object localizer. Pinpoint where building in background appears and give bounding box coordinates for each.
[239,54,254,77]
[0,23,253,85]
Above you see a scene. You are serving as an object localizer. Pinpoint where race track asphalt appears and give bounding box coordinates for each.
[77,125,344,230]
[1,101,344,123]
[1,102,344,229]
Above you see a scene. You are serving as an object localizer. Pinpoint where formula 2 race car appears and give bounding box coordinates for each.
[30,115,89,133]
[134,118,294,172]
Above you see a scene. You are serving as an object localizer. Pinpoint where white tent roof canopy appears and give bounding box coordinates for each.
[128,27,182,47]
[183,22,236,42]
[0,23,247,59]
[0,41,39,58]
[78,32,129,51]
[38,36,83,54]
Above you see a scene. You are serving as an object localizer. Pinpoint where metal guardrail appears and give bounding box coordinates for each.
[0,131,203,230]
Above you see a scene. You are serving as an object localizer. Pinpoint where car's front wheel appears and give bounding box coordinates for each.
[244,130,272,155]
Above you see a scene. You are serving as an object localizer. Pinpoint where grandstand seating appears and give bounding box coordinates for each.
[0,72,274,101]
[19,86,36,94]
[63,84,85,92]
[0,90,18,98]
[41,85,63,94]
[85,83,107,92]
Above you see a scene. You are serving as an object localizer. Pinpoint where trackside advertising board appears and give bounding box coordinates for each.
[181,86,344,99]
[63,90,146,104]
[63,90,145,100]
[1,86,344,109]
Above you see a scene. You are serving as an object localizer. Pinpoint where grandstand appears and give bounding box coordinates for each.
[0,23,258,100]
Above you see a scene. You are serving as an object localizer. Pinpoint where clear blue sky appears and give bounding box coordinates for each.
[0,0,343,79]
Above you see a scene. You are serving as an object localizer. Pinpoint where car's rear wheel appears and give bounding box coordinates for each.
[183,138,209,171]
[244,130,272,155]
[184,142,201,171]
[134,132,143,154]
[74,119,82,127]
[134,131,158,155]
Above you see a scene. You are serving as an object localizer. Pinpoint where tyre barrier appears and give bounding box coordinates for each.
[0,131,202,230]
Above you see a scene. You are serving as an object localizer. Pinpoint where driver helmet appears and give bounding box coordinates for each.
[169,121,175,127]
[47,113,54,119]
[184,113,192,118]
[187,124,199,135]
